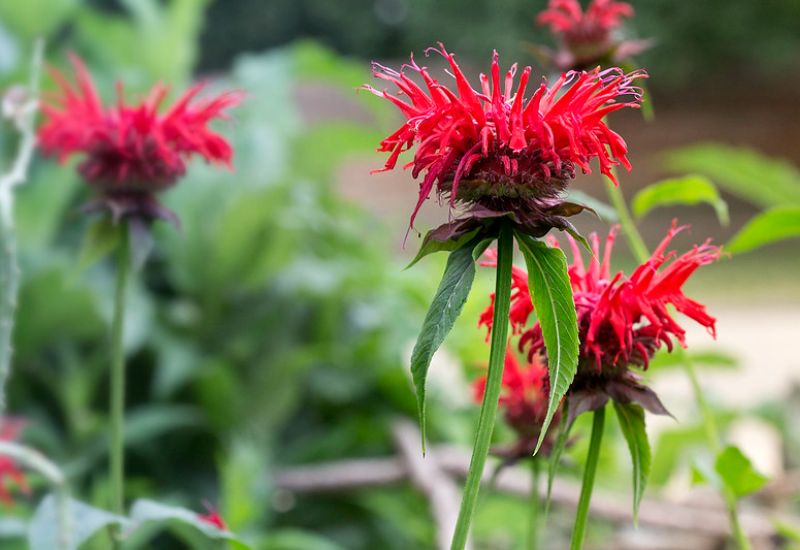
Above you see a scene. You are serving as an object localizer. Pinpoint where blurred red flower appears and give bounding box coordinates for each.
[536,0,650,71]
[198,501,227,530]
[474,350,548,438]
[0,418,29,505]
[538,0,633,45]
[365,44,645,228]
[39,54,241,223]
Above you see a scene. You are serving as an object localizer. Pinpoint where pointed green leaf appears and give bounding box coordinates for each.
[76,218,120,272]
[130,499,246,544]
[613,402,651,523]
[632,175,729,226]
[516,234,579,454]
[406,225,481,269]
[663,144,800,208]
[410,239,480,451]
[28,494,130,550]
[714,445,768,499]
[727,206,800,254]
[565,190,618,222]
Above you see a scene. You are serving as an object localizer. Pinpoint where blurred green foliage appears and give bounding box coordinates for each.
[198,0,800,87]
[0,1,797,548]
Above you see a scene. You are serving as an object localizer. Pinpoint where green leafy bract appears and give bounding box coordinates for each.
[613,402,651,523]
[727,206,800,253]
[409,237,481,451]
[516,234,579,454]
[632,174,729,226]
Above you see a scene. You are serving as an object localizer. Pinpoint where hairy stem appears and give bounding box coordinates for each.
[569,406,605,550]
[450,222,513,550]
[0,39,44,414]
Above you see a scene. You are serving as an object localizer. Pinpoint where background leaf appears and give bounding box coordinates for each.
[632,174,729,225]
[516,234,579,453]
[727,206,800,253]
[409,239,479,449]
[714,445,768,499]
[28,494,129,550]
[613,402,651,523]
[663,143,800,208]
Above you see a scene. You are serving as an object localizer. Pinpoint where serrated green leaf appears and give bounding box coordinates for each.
[410,239,480,451]
[632,175,729,226]
[727,206,800,254]
[714,445,768,499]
[614,402,651,523]
[663,144,800,208]
[516,234,579,454]
[406,226,481,269]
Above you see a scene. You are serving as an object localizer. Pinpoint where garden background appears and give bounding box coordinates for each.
[0,0,798,548]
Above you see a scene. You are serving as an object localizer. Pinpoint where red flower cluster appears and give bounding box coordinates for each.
[0,418,28,505]
[473,350,549,444]
[537,0,633,46]
[481,224,720,371]
[366,44,645,227]
[39,54,241,222]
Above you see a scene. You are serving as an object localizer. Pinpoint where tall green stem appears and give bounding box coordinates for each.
[603,179,649,262]
[450,222,513,550]
[604,175,751,549]
[528,458,540,550]
[570,407,605,550]
[110,223,130,527]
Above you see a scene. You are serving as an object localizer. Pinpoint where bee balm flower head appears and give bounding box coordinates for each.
[537,0,651,71]
[365,44,645,234]
[39,54,241,224]
[481,223,720,418]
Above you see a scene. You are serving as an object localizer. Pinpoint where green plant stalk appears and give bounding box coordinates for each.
[604,174,751,550]
[569,406,606,550]
[110,223,131,535]
[450,222,513,550]
[528,458,540,550]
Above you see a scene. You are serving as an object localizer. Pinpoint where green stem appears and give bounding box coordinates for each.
[110,223,130,532]
[570,407,605,550]
[450,222,513,550]
[603,178,649,263]
[528,458,540,550]
[604,175,751,549]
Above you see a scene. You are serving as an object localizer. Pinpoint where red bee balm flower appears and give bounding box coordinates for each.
[39,54,241,223]
[536,0,650,70]
[365,44,645,230]
[0,418,29,505]
[481,224,720,417]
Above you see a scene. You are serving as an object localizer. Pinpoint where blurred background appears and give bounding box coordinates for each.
[0,0,798,548]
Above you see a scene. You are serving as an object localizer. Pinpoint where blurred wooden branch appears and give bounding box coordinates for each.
[274,422,781,545]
